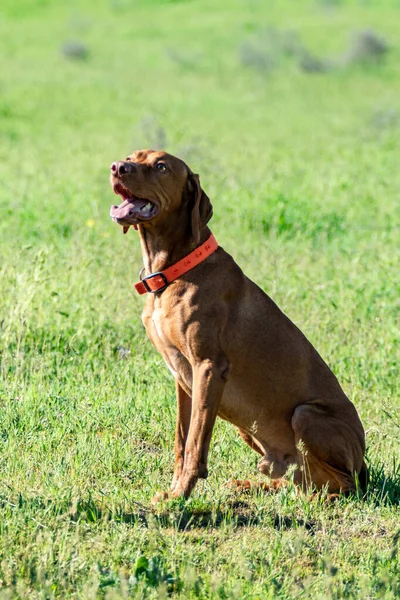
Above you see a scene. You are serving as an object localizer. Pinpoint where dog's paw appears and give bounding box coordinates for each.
[151,491,170,506]
[225,479,284,493]
[225,479,253,492]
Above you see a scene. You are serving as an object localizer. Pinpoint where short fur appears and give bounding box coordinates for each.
[110,150,366,501]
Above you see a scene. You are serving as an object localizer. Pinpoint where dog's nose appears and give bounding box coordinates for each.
[110,161,134,176]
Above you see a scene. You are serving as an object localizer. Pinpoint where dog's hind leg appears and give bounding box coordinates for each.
[291,401,366,493]
[226,429,291,493]
[237,428,264,456]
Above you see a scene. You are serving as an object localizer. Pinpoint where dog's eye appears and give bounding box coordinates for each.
[156,163,167,172]
[125,157,131,161]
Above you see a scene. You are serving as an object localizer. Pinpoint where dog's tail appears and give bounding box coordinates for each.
[357,460,368,492]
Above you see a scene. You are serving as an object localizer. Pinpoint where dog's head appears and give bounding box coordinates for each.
[109,149,212,243]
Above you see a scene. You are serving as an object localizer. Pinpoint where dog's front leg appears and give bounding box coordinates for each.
[171,380,192,492]
[171,357,229,499]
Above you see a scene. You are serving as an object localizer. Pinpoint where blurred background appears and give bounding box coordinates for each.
[1,0,398,395]
[1,0,399,237]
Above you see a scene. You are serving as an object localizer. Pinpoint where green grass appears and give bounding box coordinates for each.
[1,0,400,597]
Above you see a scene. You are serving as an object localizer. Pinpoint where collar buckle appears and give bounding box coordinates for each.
[141,271,169,294]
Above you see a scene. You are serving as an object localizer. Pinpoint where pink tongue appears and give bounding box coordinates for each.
[120,199,149,233]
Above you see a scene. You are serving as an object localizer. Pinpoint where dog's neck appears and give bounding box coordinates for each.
[137,220,211,275]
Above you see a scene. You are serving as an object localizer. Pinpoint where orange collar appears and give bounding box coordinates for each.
[134,233,218,295]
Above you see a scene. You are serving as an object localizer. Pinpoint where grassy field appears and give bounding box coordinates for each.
[1,0,400,597]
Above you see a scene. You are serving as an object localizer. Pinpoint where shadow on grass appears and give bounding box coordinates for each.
[74,498,319,532]
[1,493,309,531]
[0,493,261,530]
[2,460,398,534]
[116,499,261,530]
[272,514,317,533]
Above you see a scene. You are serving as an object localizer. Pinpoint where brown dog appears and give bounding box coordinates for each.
[109,149,366,501]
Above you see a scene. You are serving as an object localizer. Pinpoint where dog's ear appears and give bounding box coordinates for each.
[186,170,213,244]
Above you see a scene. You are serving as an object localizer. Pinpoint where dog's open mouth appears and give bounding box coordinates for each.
[110,182,159,233]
